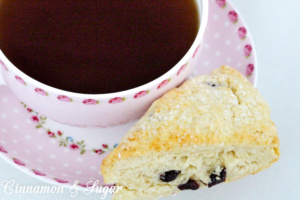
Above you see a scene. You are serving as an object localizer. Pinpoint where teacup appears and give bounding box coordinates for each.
[0,0,208,127]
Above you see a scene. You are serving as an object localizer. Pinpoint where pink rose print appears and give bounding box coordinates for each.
[35,88,48,96]
[32,170,46,176]
[55,178,69,184]
[94,149,104,155]
[246,64,254,76]
[228,10,238,23]
[83,99,99,105]
[157,79,170,89]
[102,144,108,149]
[238,27,247,39]
[47,131,55,137]
[27,108,33,112]
[244,44,252,57]
[177,64,188,76]
[15,76,26,86]
[32,116,39,122]
[216,0,226,8]
[13,158,26,166]
[193,45,200,58]
[134,91,149,99]
[109,97,125,104]
[57,95,72,102]
[70,143,79,150]
[57,131,63,136]
[0,60,8,71]
[0,145,8,153]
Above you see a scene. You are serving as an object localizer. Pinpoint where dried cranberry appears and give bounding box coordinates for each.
[178,179,199,190]
[207,83,219,87]
[208,167,226,187]
[160,170,180,182]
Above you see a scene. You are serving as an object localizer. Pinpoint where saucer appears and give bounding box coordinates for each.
[0,0,257,191]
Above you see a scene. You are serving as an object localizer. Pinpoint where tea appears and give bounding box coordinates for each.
[0,0,199,94]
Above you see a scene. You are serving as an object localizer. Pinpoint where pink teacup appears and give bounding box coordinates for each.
[0,0,208,127]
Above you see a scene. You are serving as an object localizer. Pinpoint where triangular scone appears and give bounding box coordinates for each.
[101,66,280,200]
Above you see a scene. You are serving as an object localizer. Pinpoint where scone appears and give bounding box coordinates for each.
[101,66,280,200]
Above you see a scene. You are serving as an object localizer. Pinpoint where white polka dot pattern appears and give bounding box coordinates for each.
[194,0,256,84]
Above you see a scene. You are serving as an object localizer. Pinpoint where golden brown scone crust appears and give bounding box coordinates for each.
[101,66,279,186]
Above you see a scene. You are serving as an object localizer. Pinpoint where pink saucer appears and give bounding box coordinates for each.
[0,0,256,191]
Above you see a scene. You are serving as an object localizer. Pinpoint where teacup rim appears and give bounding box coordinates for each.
[0,0,209,99]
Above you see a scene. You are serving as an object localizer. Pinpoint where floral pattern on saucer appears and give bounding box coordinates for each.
[193,0,256,81]
[21,102,118,155]
[0,87,111,189]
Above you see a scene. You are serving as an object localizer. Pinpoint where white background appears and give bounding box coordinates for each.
[0,0,300,199]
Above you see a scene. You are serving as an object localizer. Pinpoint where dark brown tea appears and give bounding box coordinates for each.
[0,0,199,94]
